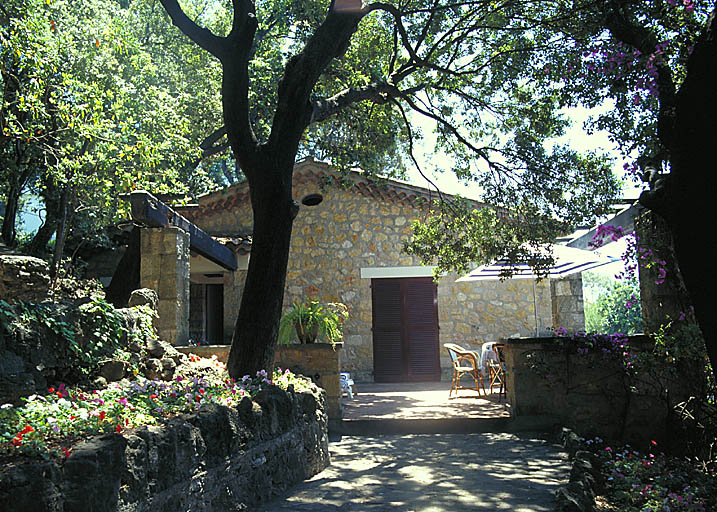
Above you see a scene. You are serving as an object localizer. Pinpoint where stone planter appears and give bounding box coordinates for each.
[176,344,344,420]
[274,343,343,420]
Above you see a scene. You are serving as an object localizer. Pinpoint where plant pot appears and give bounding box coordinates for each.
[295,322,319,344]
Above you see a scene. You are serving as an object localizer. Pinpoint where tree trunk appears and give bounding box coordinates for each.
[1,183,21,245]
[226,160,299,379]
[27,172,64,256]
[640,10,717,368]
[669,12,717,369]
[49,186,70,284]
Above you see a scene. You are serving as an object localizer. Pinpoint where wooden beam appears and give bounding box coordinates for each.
[567,204,644,250]
[129,190,237,271]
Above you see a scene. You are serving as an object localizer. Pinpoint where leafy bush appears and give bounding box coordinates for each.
[584,274,643,335]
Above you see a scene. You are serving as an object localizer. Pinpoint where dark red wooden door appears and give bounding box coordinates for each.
[372,278,440,382]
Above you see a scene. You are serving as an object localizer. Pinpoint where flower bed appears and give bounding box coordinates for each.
[0,361,329,511]
[597,438,715,511]
[1,361,313,460]
[557,429,717,512]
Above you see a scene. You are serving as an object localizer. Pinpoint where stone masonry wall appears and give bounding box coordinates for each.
[140,227,190,345]
[185,161,569,382]
[0,386,330,512]
[550,274,585,334]
[505,336,688,448]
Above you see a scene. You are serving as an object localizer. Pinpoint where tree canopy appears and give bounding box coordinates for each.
[0,0,230,258]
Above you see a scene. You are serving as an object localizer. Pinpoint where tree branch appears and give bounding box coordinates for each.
[158,0,227,60]
[267,2,366,153]
[310,83,423,123]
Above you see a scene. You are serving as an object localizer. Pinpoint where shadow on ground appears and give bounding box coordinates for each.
[260,433,568,511]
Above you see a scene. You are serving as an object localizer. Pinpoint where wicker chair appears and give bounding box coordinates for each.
[444,343,485,398]
[486,344,506,398]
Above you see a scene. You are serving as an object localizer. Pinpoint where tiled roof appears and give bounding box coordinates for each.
[180,157,485,220]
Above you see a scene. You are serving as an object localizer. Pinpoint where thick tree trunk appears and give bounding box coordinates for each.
[670,204,717,368]
[226,159,299,379]
[640,10,717,368]
[669,12,717,369]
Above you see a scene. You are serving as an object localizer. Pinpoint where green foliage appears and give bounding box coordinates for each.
[278,301,348,347]
[75,298,126,366]
[584,276,643,335]
[0,0,226,248]
[399,0,712,275]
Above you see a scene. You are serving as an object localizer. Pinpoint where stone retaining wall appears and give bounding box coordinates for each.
[505,336,689,448]
[0,385,330,511]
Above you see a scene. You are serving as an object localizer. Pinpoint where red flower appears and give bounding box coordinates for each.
[62,448,70,458]
[48,387,55,393]
[99,411,106,422]
[12,436,22,446]
[116,424,122,433]
[69,415,77,421]
[150,394,157,400]
[21,425,34,434]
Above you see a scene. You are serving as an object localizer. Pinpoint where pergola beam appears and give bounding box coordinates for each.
[129,190,237,271]
[567,204,644,250]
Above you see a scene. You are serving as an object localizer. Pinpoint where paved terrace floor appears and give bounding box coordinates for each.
[342,381,510,421]
[261,433,568,511]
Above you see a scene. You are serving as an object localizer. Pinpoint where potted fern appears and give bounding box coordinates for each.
[278,301,348,347]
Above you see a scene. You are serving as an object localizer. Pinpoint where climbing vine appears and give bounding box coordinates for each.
[0,298,156,375]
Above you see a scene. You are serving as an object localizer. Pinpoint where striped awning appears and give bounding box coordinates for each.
[456,245,619,281]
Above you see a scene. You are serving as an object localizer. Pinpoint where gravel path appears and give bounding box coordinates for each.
[260,433,569,511]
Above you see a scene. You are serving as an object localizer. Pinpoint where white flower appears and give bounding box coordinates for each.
[1,403,13,409]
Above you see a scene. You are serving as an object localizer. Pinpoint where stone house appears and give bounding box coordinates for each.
[169,157,584,382]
